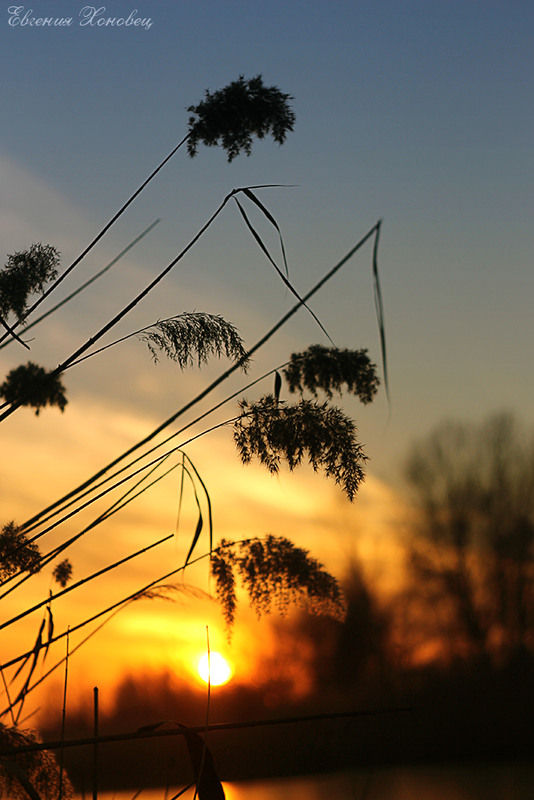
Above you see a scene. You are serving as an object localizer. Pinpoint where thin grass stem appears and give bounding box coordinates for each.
[92,686,99,800]
[0,190,233,420]
[0,533,174,630]
[0,667,16,726]
[0,219,161,351]
[193,626,212,800]
[0,707,411,756]
[0,541,235,671]
[20,223,379,530]
[58,630,69,800]
[0,137,189,346]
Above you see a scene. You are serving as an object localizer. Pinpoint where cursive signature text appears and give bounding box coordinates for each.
[7,6,153,30]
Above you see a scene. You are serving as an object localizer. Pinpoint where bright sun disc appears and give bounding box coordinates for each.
[197,652,232,686]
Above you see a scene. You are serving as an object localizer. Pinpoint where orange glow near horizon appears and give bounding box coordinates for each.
[197,652,233,685]
[1,397,413,720]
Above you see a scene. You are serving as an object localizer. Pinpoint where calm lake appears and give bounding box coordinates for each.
[83,761,534,800]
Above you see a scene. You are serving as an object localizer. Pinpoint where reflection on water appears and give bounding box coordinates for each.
[81,761,534,800]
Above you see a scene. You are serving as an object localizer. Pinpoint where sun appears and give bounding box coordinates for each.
[197,652,233,686]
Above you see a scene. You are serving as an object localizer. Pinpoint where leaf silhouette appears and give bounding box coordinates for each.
[274,370,282,402]
[185,730,225,800]
[185,503,203,568]
[240,186,289,277]
[372,220,389,401]
[43,598,54,664]
[233,194,333,344]
[132,720,225,800]
[184,454,213,559]
[12,617,46,711]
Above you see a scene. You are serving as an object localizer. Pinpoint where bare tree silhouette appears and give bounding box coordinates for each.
[404,412,534,664]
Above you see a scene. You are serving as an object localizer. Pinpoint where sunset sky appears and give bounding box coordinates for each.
[1,1,532,715]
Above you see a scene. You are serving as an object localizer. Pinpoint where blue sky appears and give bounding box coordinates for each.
[1,0,533,479]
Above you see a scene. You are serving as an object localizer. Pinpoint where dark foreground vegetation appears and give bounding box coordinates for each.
[38,643,534,791]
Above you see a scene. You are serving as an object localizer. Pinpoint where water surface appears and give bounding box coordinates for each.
[83,760,534,800]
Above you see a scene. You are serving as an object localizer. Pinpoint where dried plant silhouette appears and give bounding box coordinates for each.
[0,723,73,800]
[139,313,250,369]
[0,75,388,797]
[0,244,61,323]
[0,523,41,581]
[234,396,368,501]
[0,362,68,415]
[186,75,295,161]
[213,536,346,630]
[283,345,379,402]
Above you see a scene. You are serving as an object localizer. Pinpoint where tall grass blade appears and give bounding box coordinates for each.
[0,666,16,726]
[5,584,189,712]
[0,189,233,422]
[0,532,176,632]
[169,783,195,800]
[241,186,290,277]
[195,626,213,800]
[372,220,389,402]
[233,195,333,344]
[12,617,46,718]
[43,599,54,663]
[184,454,213,557]
[93,687,99,800]
[58,630,69,800]
[17,223,379,529]
[185,730,225,800]
[0,136,188,346]
[175,451,186,543]
[185,494,203,568]
[12,618,45,682]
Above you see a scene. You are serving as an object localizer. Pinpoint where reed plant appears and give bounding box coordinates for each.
[0,75,387,799]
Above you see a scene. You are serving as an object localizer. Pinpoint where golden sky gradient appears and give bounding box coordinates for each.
[1,391,408,722]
